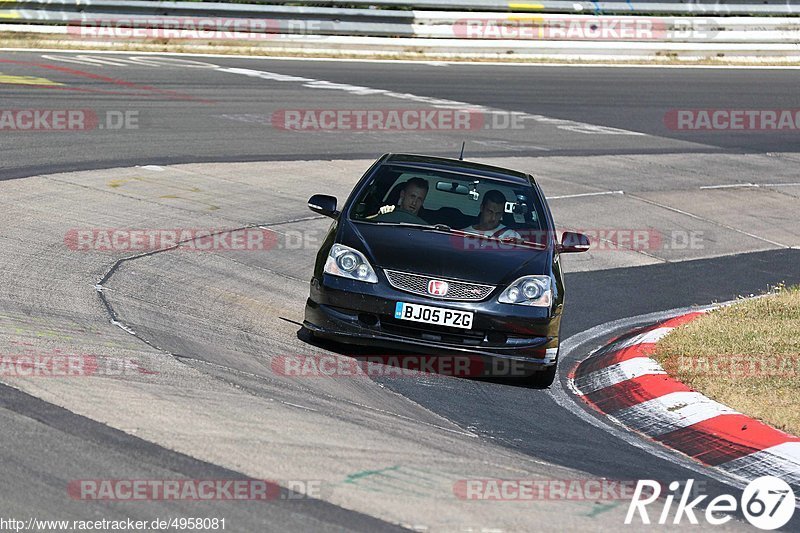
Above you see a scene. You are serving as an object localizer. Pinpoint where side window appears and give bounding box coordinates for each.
[353,172,398,218]
[506,193,533,226]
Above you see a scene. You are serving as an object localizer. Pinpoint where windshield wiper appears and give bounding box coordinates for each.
[369,222,451,232]
[422,224,453,232]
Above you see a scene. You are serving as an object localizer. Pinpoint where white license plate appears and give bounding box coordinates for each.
[394,302,473,329]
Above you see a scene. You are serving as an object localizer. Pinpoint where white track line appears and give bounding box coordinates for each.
[700,182,800,189]
[1,48,800,69]
[546,190,624,200]
[628,193,791,249]
[699,183,759,189]
[215,66,646,136]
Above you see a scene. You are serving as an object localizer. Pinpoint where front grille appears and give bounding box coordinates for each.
[384,269,494,301]
[380,316,485,345]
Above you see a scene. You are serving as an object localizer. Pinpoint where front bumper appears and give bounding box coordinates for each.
[303,274,560,370]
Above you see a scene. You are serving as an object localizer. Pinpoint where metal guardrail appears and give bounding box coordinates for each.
[5,13,800,42]
[205,0,800,15]
[1,0,800,15]
[2,0,800,48]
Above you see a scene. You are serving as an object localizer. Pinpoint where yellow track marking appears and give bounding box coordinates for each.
[508,3,545,10]
[0,72,64,86]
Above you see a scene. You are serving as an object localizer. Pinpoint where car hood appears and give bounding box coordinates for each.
[342,222,552,285]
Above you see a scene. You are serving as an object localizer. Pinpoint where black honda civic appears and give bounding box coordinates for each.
[303,153,589,386]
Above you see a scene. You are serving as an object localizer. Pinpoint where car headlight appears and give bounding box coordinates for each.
[498,276,552,307]
[324,244,378,283]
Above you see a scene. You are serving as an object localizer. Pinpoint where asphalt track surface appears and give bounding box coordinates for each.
[1,50,799,531]
[2,52,800,179]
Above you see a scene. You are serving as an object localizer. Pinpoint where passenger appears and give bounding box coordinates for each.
[463,189,521,240]
[371,178,429,224]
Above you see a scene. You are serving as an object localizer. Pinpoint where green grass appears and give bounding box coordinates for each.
[654,285,800,436]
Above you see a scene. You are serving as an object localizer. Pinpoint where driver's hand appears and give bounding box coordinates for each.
[378,205,395,215]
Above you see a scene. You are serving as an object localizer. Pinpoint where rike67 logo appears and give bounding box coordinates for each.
[626,476,795,530]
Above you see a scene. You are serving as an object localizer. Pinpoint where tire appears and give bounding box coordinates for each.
[528,363,557,388]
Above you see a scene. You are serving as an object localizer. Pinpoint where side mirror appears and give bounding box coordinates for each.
[559,231,590,253]
[308,194,339,218]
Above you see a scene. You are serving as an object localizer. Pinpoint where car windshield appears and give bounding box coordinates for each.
[349,164,548,246]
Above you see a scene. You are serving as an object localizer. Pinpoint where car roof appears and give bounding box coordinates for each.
[382,153,534,186]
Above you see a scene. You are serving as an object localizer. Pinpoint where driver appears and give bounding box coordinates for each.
[371,178,429,224]
[463,189,521,240]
